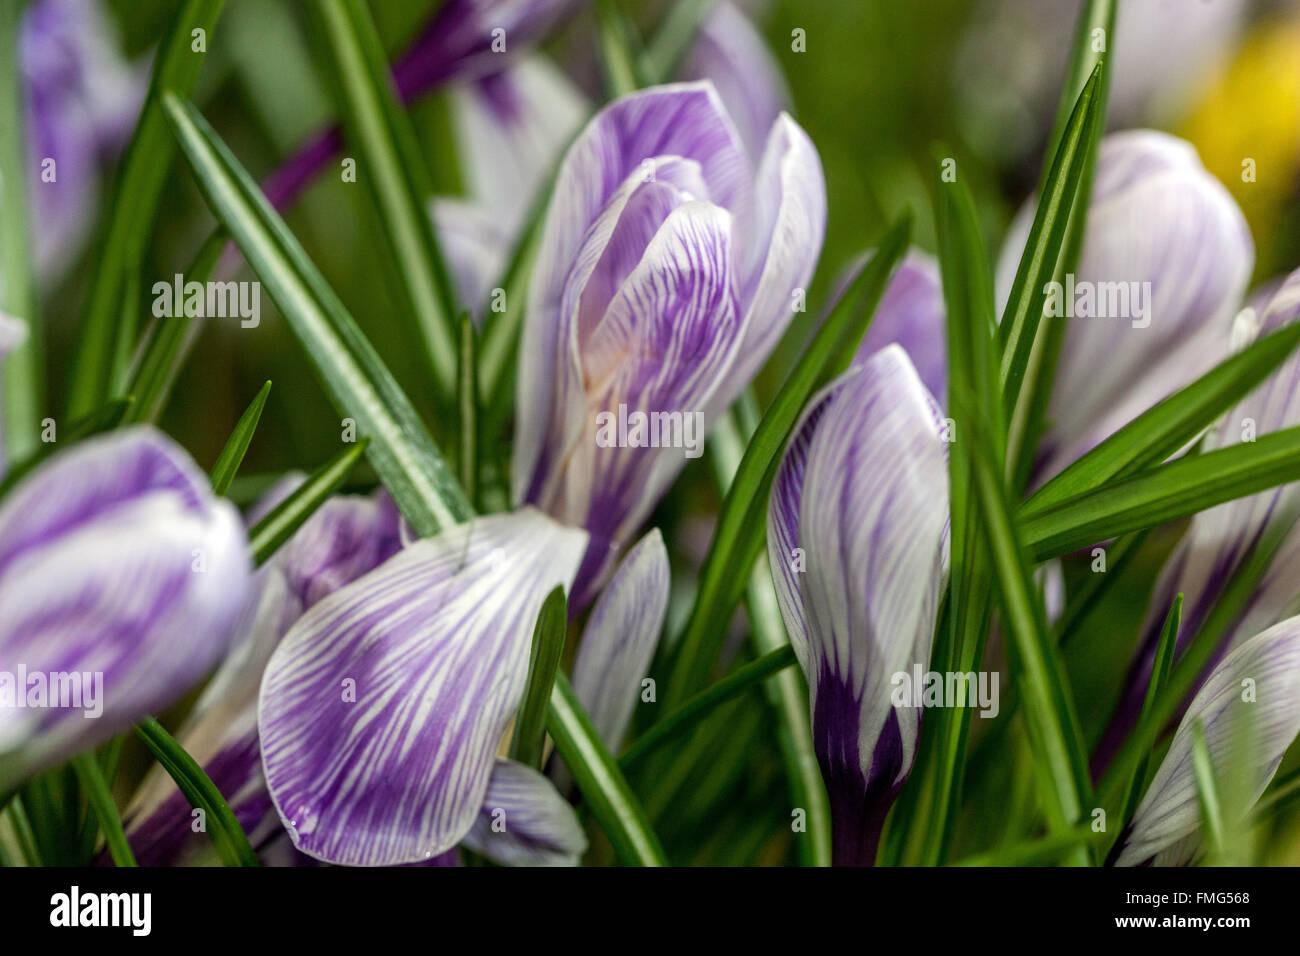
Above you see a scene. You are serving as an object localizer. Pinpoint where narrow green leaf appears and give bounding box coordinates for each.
[134,717,259,867]
[665,215,911,707]
[456,314,479,507]
[595,0,647,98]
[313,0,460,402]
[620,646,795,770]
[123,228,227,425]
[1114,594,1182,844]
[999,64,1103,419]
[1056,531,1150,648]
[951,826,1105,867]
[209,380,271,495]
[0,397,134,500]
[510,587,567,769]
[249,439,370,566]
[1028,319,1300,514]
[69,753,135,868]
[162,94,473,537]
[547,674,667,866]
[1022,425,1300,561]
[0,0,39,461]
[1191,719,1227,861]
[1253,765,1300,821]
[641,0,715,83]
[68,0,226,418]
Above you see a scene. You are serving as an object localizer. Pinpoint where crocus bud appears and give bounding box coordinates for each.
[996,130,1254,482]
[1115,615,1300,866]
[854,249,946,402]
[767,346,948,865]
[0,427,251,790]
[259,509,588,866]
[514,82,826,605]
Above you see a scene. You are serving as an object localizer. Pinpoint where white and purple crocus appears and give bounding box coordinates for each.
[513,81,827,605]
[767,346,950,866]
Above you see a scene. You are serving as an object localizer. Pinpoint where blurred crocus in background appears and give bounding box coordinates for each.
[0,428,251,790]
[513,81,826,605]
[257,509,588,866]
[767,346,949,866]
[19,0,142,279]
[1115,615,1300,866]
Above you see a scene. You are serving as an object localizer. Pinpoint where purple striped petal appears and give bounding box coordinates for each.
[0,427,251,788]
[996,130,1254,482]
[461,758,587,866]
[854,250,946,401]
[1092,269,1300,774]
[1116,616,1300,866]
[679,1,789,160]
[124,491,402,864]
[767,346,948,865]
[570,529,669,752]
[259,509,588,866]
[709,113,826,418]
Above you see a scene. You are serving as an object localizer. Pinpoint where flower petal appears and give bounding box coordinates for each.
[0,427,251,787]
[1117,615,1300,866]
[767,346,948,847]
[461,758,587,866]
[996,130,1254,480]
[570,528,669,751]
[854,249,946,401]
[258,509,587,866]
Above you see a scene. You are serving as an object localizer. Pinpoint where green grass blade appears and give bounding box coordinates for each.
[1022,425,1300,560]
[123,228,226,425]
[249,439,369,566]
[0,1,39,461]
[641,0,715,83]
[313,0,459,402]
[69,753,135,867]
[162,94,472,537]
[1113,594,1182,845]
[951,826,1104,867]
[456,314,479,506]
[1191,719,1227,861]
[510,587,567,770]
[999,64,1103,420]
[209,380,271,495]
[1027,319,1300,513]
[134,717,259,867]
[547,673,667,866]
[68,0,226,418]
[664,215,911,707]
[595,0,647,98]
[620,646,795,770]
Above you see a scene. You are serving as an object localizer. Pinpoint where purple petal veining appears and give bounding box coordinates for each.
[461,758,588,866]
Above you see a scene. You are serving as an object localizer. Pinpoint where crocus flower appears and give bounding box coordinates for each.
[1093,268,1300,773]
[995,129,1253,481]
[123,490,404,865]
[1114,615,1300,866]
[767,346,949,866]
[851,250,945,402]
[20,0,143,278]
[514,82,826,605]
[258,508,589,866]
[0,427,251,790]
[263,0,582,210]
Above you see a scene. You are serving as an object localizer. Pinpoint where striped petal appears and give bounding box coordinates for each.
[1093,270,1300,773]
[0,427,251,788]
[461,758,587,866]
[679,1,789,160]
[570,528,669,752]
[1116,616,1300,866]
[854,250,946,401]
[767,346,948,864]
[996,130,1254,481]
[125,491,402,865]
[258,509,588,866]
